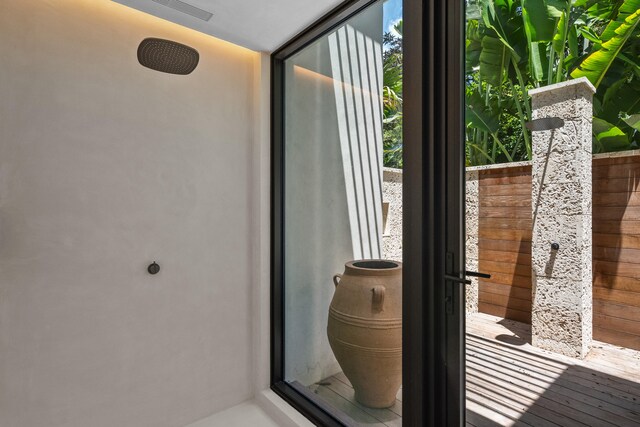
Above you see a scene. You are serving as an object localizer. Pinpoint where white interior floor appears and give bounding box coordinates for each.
[186,401,282,427]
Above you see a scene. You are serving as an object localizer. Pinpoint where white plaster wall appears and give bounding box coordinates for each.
[253,53,272,395]
[0,1,259,426]
[283,4,383,386]
[283,37,348,387]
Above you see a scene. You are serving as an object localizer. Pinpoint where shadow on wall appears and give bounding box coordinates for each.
[328,23,385,260]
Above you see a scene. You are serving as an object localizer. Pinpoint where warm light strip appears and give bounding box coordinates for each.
[293,65,379,98]
[107,0,257,55]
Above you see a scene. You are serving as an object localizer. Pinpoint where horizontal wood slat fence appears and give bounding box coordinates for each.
[472,154,640,350]
[477,165,532,325]
[593,156,640,350]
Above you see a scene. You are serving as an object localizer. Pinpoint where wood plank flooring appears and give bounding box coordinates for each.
[307,313,640,426]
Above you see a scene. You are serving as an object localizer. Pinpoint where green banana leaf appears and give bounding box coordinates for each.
[601,0,640,41]
[599,74,640,121]
[571,2,640,87]
[552,12,568,54]
[528,42,549,82]
[522,0,559,41]
[617,53,640,75]
[581,0,623,21]
[466,20,483,72]
[593,117,631,151]
[547,0,570,16]
[479,0,524,56]
[579,26,601,44]
[622,113,640,131]
[521,0,567,82]
[479,36,511,86]
[466,92,501,133]
[568,25,579,58]
[602,76,628,112]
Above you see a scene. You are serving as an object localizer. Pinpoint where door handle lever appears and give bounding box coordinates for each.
[465,270,491,279]
[444,270,492,285]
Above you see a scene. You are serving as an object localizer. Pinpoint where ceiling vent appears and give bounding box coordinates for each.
[151,0,213,21]
[137,38,200,75]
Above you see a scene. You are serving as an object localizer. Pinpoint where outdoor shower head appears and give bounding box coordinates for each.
[525,117,565,132]
[137,38,199,75]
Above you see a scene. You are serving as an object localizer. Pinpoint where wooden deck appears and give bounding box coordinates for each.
[467,313,640,426]
[308,313,640,426]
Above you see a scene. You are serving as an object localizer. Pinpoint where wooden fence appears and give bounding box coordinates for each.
[477,165,532,325]
[593,155,640,350]
[472,153,640,350]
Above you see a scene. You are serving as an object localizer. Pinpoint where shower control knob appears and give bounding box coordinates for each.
[148,262,160,275]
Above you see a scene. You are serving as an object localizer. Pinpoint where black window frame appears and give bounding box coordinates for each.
[270,0,466,425]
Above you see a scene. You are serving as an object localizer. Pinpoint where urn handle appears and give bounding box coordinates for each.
[333,274,343,288]
[372,285,386,312]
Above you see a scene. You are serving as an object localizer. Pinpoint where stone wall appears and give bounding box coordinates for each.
[466,170,480,315]
[382,167,403,262]
[529,78,595,358]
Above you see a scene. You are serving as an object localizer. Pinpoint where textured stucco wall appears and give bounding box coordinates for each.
[381,166,484,314]
[382,168,403,262]
[530,78,595,359]
[0,1,260,426]
[465,170,480,315]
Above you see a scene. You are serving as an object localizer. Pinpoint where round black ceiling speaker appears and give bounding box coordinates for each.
[137,38,199,75]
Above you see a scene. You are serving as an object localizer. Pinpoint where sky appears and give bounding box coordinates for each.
[383,0,403,36]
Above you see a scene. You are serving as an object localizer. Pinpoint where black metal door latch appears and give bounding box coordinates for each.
[465,270,492,279]
[444,274,472,285]
[444,269,492,315]
[444,271,492,285]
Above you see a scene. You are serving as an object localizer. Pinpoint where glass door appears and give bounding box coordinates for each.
[271,0,467,425]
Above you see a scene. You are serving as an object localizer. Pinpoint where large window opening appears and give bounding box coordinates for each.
[272,0,479,424]
[272,0,405,425]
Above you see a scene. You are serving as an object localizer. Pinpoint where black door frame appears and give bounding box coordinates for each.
[403,0,466,425]
[271,0,466,425]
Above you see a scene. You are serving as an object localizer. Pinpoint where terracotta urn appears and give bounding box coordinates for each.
[327,259,402,408]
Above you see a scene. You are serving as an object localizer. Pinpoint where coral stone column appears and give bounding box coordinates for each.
[529,78,596,359]
[466,170,480,315]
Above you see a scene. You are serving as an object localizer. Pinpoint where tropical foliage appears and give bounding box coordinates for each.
[466,0,640,165]
[381,1,640,168]
[382,20,404,169]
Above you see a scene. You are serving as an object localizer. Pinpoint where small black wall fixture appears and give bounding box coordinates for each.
[148,262,160,275]
[137,38,199,75]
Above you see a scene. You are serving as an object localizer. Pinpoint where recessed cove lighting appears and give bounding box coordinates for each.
[151,0,213,22]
